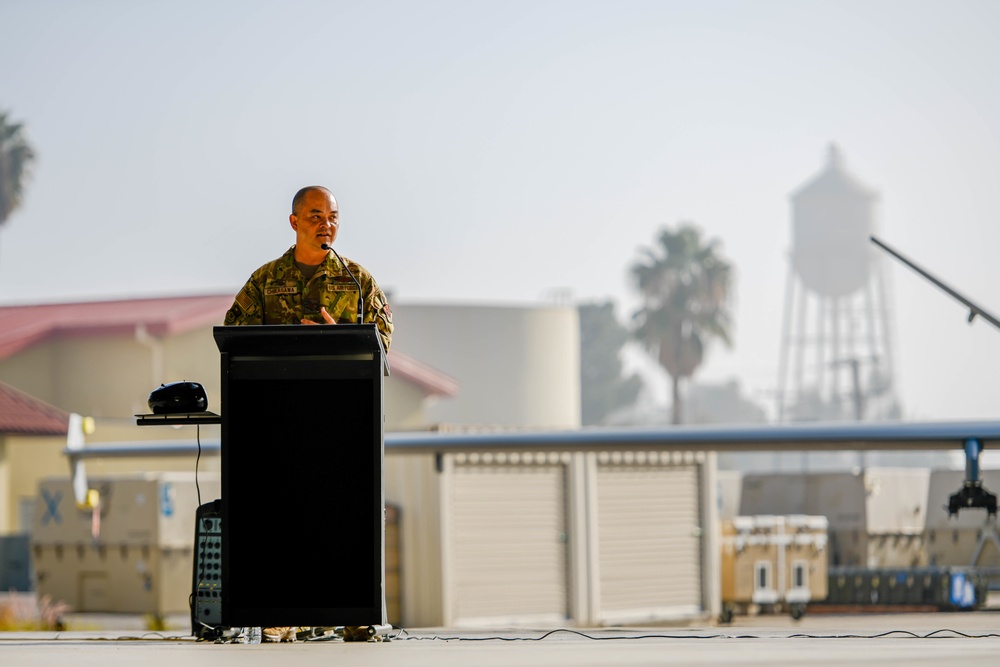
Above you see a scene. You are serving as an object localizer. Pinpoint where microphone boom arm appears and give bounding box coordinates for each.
[870,236,998,515]
[321,243,365,324]
[870,235,1000,331]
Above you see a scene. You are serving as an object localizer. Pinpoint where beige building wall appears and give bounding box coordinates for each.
[0,343,56,400]
[0,319,430,523]
[385,448,716,628]
[46,328,220,424]
[739,473,810,516]
[51,336,160,418]
[0,308,438,559]
[854,468,930,534]
[0,328,220,429]
[384,453,445,627]
[716,470,743,520]
[814,469,929,568]
[1,430,222,535]
[739,469,933,568]
[1,300,585,623]
[0,439,8,534]
[0,325,222,540]
[391,304,580,429]
[385,380,432,432]
[925,469,1000,568]
[33,473,221,614]
[2,435,69,533]
[162,328,224,406]
[2,323,428,440]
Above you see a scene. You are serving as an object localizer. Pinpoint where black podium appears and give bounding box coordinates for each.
[213,324,388,628]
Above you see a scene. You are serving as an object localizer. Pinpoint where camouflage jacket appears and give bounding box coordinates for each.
[224,246,393,352]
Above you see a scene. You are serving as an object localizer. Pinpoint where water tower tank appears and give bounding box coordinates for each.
[777,144,899,426]
[790,144,878,298]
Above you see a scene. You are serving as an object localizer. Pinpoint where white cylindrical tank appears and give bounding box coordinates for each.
[790,145,878,298]
[390,303,580,429]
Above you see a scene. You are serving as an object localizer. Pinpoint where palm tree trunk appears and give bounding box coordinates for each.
[671,374,682,425]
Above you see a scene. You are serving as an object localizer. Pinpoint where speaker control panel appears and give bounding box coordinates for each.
[192,499,223,637]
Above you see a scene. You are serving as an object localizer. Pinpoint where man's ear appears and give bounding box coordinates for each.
[289,214,298,232]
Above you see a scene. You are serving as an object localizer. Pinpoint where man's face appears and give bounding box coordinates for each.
[290,189,339,252]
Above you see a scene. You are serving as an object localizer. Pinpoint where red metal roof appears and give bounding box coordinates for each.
[0,294,234,360]
[389,350,459,397]
[0,294,457,397]
[0,381,69,435]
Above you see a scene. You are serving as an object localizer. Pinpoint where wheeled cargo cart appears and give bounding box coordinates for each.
[719,515,829,623]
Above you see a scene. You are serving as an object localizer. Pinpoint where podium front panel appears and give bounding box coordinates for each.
[216,325,386,627]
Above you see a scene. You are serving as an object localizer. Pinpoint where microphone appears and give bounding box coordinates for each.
[322,243,364,323]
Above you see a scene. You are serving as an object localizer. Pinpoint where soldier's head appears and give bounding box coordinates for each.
[290,186,339,253]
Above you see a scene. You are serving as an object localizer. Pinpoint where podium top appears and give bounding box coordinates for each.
[213,324,388,375]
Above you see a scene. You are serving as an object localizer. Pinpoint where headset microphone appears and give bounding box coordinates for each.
[321,243,364,323]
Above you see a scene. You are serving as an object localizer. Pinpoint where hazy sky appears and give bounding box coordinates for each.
[2,0,999,422]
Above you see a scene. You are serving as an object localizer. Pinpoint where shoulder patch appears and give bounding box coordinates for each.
[235,289,254,312]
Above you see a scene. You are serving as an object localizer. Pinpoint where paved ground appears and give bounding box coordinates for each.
[1,610,998,666]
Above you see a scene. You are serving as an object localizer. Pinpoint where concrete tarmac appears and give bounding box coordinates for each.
[1,611,998,667]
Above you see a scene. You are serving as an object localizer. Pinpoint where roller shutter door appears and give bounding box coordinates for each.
[596,456,703,619]
[451,460,569,623]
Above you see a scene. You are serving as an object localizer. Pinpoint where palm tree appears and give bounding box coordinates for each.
[0,110,37,228]
[631,223,734,424]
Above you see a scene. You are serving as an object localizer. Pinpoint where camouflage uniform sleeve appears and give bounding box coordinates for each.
[367,284,393,353]
[224,279,263,326]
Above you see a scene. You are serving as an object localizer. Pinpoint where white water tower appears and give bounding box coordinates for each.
[776,145,899,422]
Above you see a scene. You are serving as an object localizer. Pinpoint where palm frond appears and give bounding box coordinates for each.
[628,221,735,421]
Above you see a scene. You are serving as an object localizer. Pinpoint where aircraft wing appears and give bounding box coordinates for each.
[384,420,1000,454]
[70,420,1000,459]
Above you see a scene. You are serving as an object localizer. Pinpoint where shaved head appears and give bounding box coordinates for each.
[292,186,334,215]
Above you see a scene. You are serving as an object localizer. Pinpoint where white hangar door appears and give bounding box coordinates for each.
[449,456,570,625]
[596,453,704,622]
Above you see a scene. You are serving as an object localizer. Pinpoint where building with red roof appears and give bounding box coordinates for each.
[1,295,591,628]
[0,294,458,533]
[0,381,69,436]
[0,383,71,535]
[0,293,456,424]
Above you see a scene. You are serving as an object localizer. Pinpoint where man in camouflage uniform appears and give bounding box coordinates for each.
[225,185,392,353]
[224,186,392,643]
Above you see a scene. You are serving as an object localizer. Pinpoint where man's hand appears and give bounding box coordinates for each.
[301,306,337,325]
